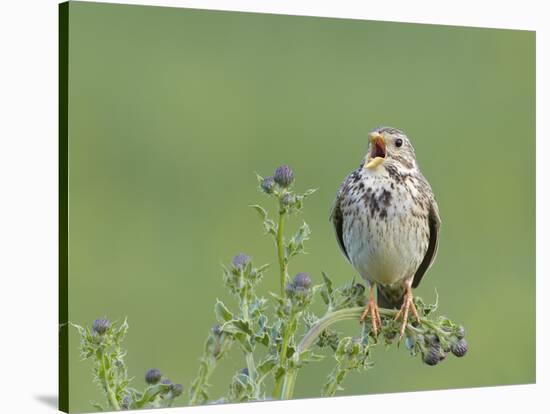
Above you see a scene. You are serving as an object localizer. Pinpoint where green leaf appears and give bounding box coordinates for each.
[113,318,129,345]
[287,222,311,258]
[334,338,348,359]
[255,263,270,274]
[70,322,86,337]
[221,319,252,336]
[214,300,233,322]
[268,291,285,307]
[254,314,270,346]
[249,297,268,318]
[294,349,325,368]
[249,205,277,236]
[321,272,334,306]
[255,173,264,184]
[256,355,277,377]
[269,319,283,345]
[133,383,172,408]
[415,289,439,316]
[234,333,254,353]
[250,204,268,220]
[322,272,333,295]
[273,366,286,383]
[228,370,256,402]
[285,343,296,359]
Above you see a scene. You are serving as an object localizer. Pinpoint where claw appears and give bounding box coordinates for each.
[394,286,420,340]
[360,285,383,335]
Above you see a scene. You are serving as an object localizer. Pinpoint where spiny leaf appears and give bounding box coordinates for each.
[221,319,253,336]
[302,188,317,198]
[257,355,277,378]
[70,322,86,337]
[132,383,172,408]
[287,221,311,258]
[214,300,233,323]
[255,173,265,184]
[320,272,335,306]
[249,205,277,235]
[250,204,268,220]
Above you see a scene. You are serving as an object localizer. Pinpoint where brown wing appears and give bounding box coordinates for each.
[412,199,441,288]
[329,178,351,262]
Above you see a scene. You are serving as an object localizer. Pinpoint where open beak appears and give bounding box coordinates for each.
[364,132,386,169]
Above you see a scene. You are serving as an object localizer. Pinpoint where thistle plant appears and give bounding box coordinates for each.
[71,318,183,410]
[72,164,468,410]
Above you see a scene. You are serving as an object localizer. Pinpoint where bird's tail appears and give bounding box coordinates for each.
[377,284,405,309]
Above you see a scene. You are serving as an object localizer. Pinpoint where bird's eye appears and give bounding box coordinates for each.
[395,138,403,148]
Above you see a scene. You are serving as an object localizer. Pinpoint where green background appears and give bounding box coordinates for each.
[65,1,535,412]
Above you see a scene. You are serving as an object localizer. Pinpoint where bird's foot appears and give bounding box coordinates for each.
[359,296,382,336]
[394,291,420,341]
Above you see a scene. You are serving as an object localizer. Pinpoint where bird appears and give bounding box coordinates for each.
[329,126,441,339]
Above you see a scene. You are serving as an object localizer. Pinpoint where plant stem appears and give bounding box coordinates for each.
[189,358,214,406]
[100,352,120,410]
[280,368,298,400]
[245,353,257,379]
[273,312,296,398]
[297,306,399,354]
[274,306,401,400]
[240,283,260,399]
[273,201,290,398]
[276,208,288,297]
[275,304,438,399]
[106,388,120,411]
[190,334,232,407]
[245,352,260,399]
[273,371,283,397]
[277,308,370,400]
[279,314,295,367]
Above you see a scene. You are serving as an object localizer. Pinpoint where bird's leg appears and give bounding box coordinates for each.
[359,283,383,335]
[394,282,420,340]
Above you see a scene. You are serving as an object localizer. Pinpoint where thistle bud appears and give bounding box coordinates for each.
[161,379,173,386]
[293,272,311,289]
[211,324,223,336]
[232,253,251,269]
[145,368,162,385]
[121,396,131,410]
[240,367,249,376]
[451,338,468,357]
[424,334,439,347]
[171,383,184,397]
[274,165,294,188]
[422,344,441,366]
[261,176,276,194]
[456,325,465,340]
[92,318,110,335]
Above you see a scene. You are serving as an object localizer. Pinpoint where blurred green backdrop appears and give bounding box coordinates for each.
[65,1,535,412]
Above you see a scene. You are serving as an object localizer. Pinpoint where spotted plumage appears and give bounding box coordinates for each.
[330,126,441,337]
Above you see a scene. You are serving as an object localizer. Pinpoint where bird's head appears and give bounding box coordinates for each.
[363,126,417,171]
